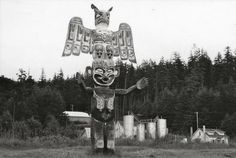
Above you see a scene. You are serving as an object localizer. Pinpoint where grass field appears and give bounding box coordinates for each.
[0,146,235,158]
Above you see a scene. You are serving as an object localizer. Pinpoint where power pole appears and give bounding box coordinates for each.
[190,126,193,137]
[123,63,128,116]
[195,112,198,129]
[12,91,17,141]
[12,101,15,141]
[71,104,74,111]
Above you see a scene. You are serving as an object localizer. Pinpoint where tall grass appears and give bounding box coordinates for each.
[0,134,234,149]
[116,134,233,149]
[0,135,90,149]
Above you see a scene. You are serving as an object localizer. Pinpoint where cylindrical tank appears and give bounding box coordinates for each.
[123,115,134,138]
[133,126,137,137]
[137,123,145,141]
[147,122,156,139]
[157,119,167,138]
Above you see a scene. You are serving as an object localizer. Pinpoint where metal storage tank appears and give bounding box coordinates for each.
[137,123,145,141]
[157,119,167,138]
[123,115,134,138]
[85,127,91,138]
[133,126,137,137]
[147,122,156,139]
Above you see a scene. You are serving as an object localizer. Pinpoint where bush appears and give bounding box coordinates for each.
[0,111,12,132]
[27,117,42,137]
[59,123,86,138]
[221,112,236,137]
[229,137,236,148]
[13,121,30,139]
[43,115,60,136]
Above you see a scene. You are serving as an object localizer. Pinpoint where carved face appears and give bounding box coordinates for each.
[95,44,104,59]
[106,45,114,59]
[86,60,119,87]
[91,4,113,27]
[92,44,114,60]
[93,66,119,86]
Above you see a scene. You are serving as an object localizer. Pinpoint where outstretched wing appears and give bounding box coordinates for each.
[112,23,136,63]
[62,17,93,56]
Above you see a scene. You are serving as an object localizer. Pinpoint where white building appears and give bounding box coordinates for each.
[63,111,91,124]
[191,125,229,144]
[63,111,91,138]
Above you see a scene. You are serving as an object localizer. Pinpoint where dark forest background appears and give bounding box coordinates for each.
[0,46,236,138]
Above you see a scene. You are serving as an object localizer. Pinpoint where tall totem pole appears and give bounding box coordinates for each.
[62,4,148,153]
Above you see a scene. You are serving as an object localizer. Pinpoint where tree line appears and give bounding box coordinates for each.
[0,45,236,138]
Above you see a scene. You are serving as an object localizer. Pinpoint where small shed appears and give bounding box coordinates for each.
[191,125,229,144]
[63,111,91,138]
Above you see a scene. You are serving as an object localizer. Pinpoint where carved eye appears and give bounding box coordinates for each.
[95,68,104,74]
[107,69,114,74]
[96,13,101,18]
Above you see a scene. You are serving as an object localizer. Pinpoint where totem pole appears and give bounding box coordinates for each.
[62,4,148,153]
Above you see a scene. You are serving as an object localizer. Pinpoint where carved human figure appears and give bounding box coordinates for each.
[76,60,148,152]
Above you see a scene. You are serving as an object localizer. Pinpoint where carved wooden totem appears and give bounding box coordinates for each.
[62,4,148,153]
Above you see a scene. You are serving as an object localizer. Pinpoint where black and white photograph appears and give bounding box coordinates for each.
[0,0,236,157]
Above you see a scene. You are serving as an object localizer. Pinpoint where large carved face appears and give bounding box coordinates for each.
[91,4,113,27]
[87,60,119,87]
[93,66,118,86]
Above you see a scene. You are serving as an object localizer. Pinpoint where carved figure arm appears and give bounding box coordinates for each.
[115,77,148,95]
[76,73,93,93]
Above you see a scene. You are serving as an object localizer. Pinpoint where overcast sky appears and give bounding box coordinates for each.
[1,0,236,80]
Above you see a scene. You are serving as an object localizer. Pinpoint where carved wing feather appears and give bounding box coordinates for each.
[62,17,92,56]
[113,23,136,63]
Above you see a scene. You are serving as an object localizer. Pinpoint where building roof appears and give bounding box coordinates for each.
[193,128,228,139]
[205,129,225,135]
[206,132,224,138]
[63,111,90,117]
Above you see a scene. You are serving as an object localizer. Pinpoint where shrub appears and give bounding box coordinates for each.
[13,121,30,139]
[27,117,42,137]
[43,115,60,135]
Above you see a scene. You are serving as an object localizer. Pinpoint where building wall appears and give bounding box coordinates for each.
[206,136,215,143]
[191,129,205,142]
[220,137,229,144]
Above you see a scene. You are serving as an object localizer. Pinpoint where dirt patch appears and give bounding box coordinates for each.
[0,146,235,158]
